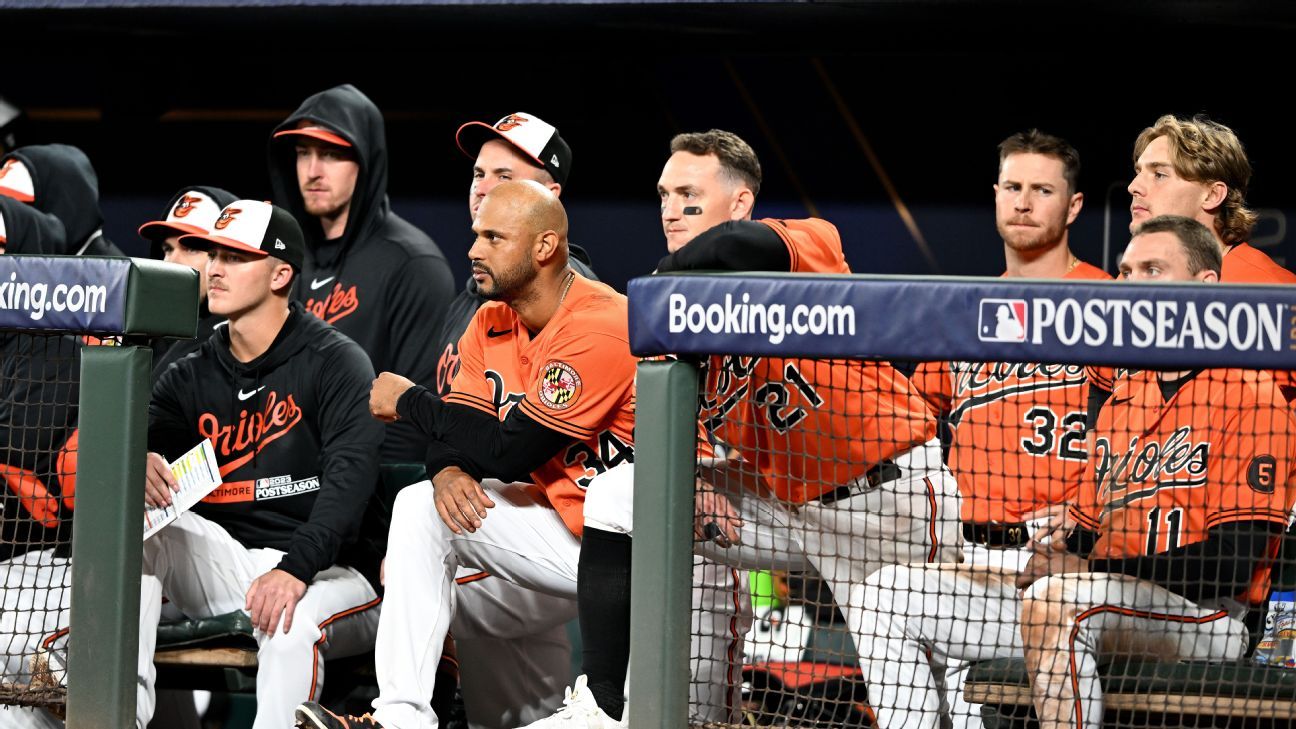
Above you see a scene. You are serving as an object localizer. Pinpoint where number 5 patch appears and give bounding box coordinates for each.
[1247,455,1277,494]
[539,361,582,410]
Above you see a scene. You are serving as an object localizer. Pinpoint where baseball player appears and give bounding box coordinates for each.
[0,145,122,257]
[294,180,639,729]
[855,215,1296,729]
[1088,114,1296,404]
[137,186,239,376]
[427,112,600,728]
[906,130,1109,727]
[522,129,964,728]
[139,200,385,729]
[269,84,455,463]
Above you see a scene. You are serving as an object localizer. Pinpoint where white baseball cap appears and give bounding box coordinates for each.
[0,157,35,203]
[455,112,571,186]
[138,190,228,241]
[179,200,306,271]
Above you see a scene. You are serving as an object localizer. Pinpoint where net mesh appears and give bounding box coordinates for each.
[0,332,81,710]
[684,352,1296,728]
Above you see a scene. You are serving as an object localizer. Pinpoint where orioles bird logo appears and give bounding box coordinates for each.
[214,208,241,230]
[496,114,529,131]
[173,194,203,218]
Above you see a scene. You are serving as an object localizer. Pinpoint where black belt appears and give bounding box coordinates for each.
[817,462,903,505]
[963,521,1030,548]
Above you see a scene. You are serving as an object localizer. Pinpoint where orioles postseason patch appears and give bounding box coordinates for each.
[539,361,582,410]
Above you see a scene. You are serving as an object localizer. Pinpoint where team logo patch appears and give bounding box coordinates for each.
[214,208,241,230]
[496,113,529,131]
[539,361,582,410]
[1247,454,1277,494]
[978,298,1027,342]
[173,194,203,218]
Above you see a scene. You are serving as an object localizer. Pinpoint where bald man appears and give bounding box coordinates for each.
[297,181,640,729]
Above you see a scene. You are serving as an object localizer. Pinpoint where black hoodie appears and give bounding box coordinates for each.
[0,195,67,254]
[269,85,454,463]
[2,144,122,257]
[148,302,385,585]
[144,186,239,378]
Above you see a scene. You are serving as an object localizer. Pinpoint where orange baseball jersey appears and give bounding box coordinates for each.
[444,274,637,536]
[1071,368,1296,603]
[702,218,935,504]
[913,262,1111,523]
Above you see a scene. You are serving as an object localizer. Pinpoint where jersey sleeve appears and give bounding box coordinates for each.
[1207,386,1296,528]
[443,309,496,417]
[910,360,953,416]
[517,327,636,441]
[1086,365,1115,392]
[758,218,849,274]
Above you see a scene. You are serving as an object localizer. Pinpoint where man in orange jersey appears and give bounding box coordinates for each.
[906,130,1110,727]
[855,215,1296,729]
[295,181,638,729]
[520,130,963,729]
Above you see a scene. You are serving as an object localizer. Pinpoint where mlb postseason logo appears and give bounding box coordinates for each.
[978,298,1027,343]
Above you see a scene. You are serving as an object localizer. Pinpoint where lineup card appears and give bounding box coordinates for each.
[142,439,222,541]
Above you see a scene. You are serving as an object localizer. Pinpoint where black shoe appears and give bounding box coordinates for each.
[294,701,385,729]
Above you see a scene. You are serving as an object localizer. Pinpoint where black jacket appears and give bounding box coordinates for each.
[0,330,81,561]
[1,144,122,257]
[268,85,454,462]
[148,303,385,585]
[0,196,66,254]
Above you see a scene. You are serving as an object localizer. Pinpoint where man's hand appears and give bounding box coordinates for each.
[1023,503,1076,551]
[432,466,495,534]
[370,372,416,422]
[695,478,743,548]
[245,569,307,637]
[1015,541,1089,589]
[144,451,179,508]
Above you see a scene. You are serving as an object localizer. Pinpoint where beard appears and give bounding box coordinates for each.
[476,257,538,302]
[997,214,1066,253]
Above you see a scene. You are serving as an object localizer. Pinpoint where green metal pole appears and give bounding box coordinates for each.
[66,345,151,729]
[629,360,699,729]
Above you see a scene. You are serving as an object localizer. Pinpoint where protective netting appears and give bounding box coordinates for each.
[684,354,1296,729]
[0,331,81,710]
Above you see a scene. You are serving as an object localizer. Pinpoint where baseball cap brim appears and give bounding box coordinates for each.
[455,121,545,168]
[178,232,271,258]
[273,127,353,148]
[138,220,210,242]
[0,185,34,203]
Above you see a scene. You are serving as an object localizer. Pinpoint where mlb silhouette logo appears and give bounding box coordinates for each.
[978,298,1028,342]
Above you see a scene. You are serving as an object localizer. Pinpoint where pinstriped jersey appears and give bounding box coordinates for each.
[445,274,637,536]
[702,218,935,504]
[912,261,1111,523]
[1071,368,1296,602]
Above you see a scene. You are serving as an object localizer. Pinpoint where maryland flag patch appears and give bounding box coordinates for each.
[539,361,582,410]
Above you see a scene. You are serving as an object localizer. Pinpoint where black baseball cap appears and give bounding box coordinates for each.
[179,200,305,271]
[456,112,571,187]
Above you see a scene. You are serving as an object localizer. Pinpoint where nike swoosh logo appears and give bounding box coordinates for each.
[486,327,511,338]
[310,276,336,290]
[238,386,266,401]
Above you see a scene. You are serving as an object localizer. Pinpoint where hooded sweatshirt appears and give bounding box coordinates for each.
[145,186,240,378]
[1,144,122,257]
[0,195,67,254]
[269,85,454,463]
[148,302,385,585]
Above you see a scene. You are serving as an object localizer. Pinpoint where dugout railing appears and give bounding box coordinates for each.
[627,272,1296,729]
[0,254,197,728]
